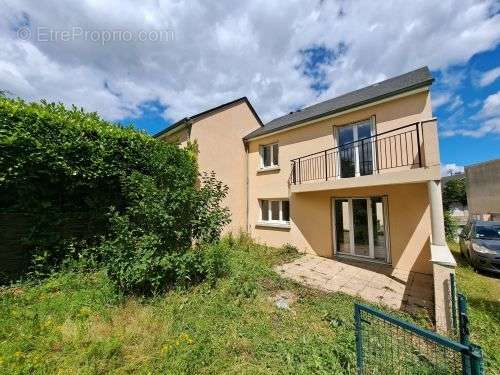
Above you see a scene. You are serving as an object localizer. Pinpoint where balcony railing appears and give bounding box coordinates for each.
[290,122,424,185]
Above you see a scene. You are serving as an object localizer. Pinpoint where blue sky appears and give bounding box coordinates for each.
[121,44,500,173]
[1,1,499,174]
[432,46,500,171]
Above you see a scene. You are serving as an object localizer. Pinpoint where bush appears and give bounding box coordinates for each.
[0,99,182,274]
[444,210,458,241]
[98,171,230,294]
[0,98,230,289]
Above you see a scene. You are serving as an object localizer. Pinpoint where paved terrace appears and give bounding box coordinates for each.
[275,254,434,315]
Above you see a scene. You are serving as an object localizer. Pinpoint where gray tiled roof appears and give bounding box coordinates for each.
[244,66,433,140]
[154,97,263,138]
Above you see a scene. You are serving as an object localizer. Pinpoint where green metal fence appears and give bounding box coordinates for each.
[354,303,484,374]
[450,273,458,336]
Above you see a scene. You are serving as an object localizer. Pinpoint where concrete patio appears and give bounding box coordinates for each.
[275,254,434,315]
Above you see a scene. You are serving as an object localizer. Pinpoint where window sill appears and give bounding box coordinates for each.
[257,166,280,174]
[256,221,291,230]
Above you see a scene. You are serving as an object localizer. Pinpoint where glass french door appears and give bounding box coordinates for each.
[337,119,375,178]
[333,196,389,261]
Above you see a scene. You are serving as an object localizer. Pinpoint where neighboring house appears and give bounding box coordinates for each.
[156,66,456,331]
[442,173,468,226]
[465,158,500,221]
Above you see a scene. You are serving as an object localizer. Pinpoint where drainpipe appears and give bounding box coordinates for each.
[244,140,250,233]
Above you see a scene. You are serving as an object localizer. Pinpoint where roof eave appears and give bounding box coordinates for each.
[154,96,263,139]
[153,118,189,138]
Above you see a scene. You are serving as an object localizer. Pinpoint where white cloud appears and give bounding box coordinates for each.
[440,69,467,89]
[432,91,462,112]
[441,163,464,176]
[0,0,499,126]
[441,91,500,138]
[479,91,500,118]
[447,95,463,112]
[432,92,451,109]
[441,116,500,138]
[478,66,500,87]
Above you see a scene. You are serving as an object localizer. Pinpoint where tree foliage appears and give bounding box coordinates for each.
[444,210,459,241]
[0,98,230,290]
[442,177,467,210]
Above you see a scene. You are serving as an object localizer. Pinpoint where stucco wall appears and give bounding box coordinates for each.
[189,102,261,234]
[247,90,435,274]
[161,126,190,146]
[250,183,433,274]
[465,159,500,217]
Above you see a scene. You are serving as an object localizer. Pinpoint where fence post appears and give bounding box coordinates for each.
[298,158,301,184]
[354,304,364,374]
[415,122,422,167]
[458,294,469,345]
[292,161,296,184]
[450,273,457,335]
[360,139,364,175]
[469,344,484,375]
[324,150,328,181]
[458,293,471,374]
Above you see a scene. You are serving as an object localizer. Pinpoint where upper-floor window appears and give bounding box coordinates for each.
[336,118,375,178]
[259,143,279,168]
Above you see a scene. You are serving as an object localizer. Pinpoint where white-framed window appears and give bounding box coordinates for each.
[335,117,376,178]
[259,199,290,223]
[259,143,279,168]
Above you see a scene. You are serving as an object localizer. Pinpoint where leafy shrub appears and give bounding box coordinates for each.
[444,210,459,242]
[280,243,299,256]
[98,171,230,294]
[228,274,258,299]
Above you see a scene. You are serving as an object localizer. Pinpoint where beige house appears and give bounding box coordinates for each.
[155,97,263,234]
[465,158,500,221]
[156,67,456,331]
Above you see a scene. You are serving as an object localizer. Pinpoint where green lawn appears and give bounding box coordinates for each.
[448,241,500,373]
[0,239,498,374]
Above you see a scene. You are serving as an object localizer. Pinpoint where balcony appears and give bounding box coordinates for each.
[289,119,441,192]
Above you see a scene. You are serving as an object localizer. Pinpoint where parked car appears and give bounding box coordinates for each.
[459,220,500,274]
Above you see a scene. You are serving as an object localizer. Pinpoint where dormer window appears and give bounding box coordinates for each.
[260,143,279,168]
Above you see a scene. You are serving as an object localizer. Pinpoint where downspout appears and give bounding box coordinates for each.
[244,140,250,233]
[186,118,192,139]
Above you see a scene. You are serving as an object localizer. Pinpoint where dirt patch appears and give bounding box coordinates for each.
[268,290,297,310]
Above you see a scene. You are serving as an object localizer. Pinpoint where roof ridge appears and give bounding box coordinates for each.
[244,66,433,140]
[268,66,430,125]
[154,96,263,138]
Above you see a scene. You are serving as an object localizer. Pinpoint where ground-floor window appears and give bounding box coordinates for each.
[259,199,290,223]
[332,196,389,262]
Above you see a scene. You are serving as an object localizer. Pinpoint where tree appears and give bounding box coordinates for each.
[442,177,467,210]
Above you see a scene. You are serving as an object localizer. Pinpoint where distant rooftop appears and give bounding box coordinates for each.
[244,66,434,140]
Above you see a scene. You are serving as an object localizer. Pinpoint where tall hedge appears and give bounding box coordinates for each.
[0,98,197,213]
[0,98,202,278]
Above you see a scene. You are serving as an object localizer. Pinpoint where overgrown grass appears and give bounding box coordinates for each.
[1,237,497,374]
[448,241,500,373]
[0,238,358,374]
